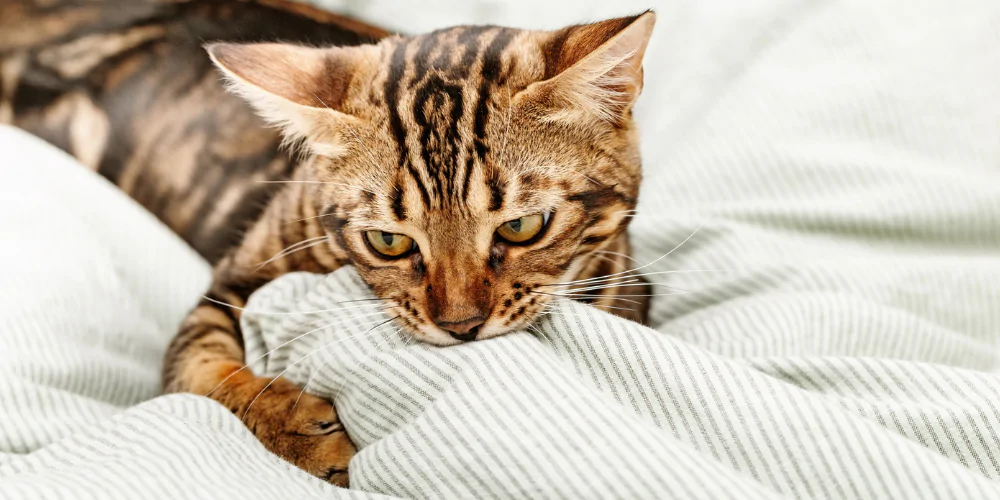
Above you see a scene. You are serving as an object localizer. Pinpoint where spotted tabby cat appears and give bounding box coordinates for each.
[3,1,655,485]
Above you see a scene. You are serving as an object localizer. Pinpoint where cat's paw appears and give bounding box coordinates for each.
[227,376,356,486]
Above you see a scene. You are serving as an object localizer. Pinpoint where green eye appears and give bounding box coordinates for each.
[365,231,416,258]
[496,213,549,243]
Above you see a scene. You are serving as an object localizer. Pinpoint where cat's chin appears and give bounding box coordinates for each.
[403,322,526,347]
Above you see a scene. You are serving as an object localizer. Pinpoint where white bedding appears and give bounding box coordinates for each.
[2,0,1000,497]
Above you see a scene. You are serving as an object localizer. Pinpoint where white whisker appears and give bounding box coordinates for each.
[499,84,513,165]
[242,316,397,422]
[255,180,377,195]
[284,212,329,225]
[591,303,639,313]
[200,296,394,318]
[547,224,705,287]
[256,235,328,270]
[208,312,387,399]
[532,290,643,305]
[331,325,400,404]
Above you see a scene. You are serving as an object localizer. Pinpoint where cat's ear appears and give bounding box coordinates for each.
[528,11,655,125]
[206,42,368,156]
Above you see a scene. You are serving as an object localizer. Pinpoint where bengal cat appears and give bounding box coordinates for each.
[2,0,655,486]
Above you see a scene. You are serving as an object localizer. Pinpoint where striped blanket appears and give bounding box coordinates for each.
[2,0,1000,497]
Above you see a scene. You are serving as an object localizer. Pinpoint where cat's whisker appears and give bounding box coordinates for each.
[255,235,328,270]
[330,324,401,406]
[499,84,513,166]
[547,224,705,288]
[292,321,398,410]
[593,249,640,264]
[242,316,398,423]
[529,290,643,305]
[526,324,553,344]
[565,268,733,288]
[562,291,691,299]
[337,297,396,304]
[557,280,692,294]
[256,239,328,271]
[255,180,378,195]
[591,303,639,313]
[200,296,395,318]
[212,312,386,401]
[284,212,330,225]
[544,278,642,294]
[522,164,601,186]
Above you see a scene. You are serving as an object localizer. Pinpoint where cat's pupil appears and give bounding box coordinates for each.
[381,232,393,246]
[509,219,522,232]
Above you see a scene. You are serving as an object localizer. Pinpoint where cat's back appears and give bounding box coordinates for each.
[0,0,388,262]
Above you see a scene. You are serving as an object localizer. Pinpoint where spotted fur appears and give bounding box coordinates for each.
[3,3,655,485]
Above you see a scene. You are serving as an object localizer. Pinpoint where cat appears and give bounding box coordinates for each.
[2,0,655,486]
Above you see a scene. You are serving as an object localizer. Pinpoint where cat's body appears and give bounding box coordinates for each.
[2,1,654,485]
[1,0,388,262]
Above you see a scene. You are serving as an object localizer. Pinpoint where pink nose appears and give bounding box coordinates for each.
[436,317,485,341]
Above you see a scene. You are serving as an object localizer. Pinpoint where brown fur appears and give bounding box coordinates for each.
[3,2,655,485]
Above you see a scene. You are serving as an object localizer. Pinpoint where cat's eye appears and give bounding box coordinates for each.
[496,213,550,244]
[365,230,416,258]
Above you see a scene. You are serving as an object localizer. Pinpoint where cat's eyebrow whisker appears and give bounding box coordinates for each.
[522,164,602,186]
[200,296,395,317]
[242,316,398,423]
[255,235,328,270]
[499,83,513,166]
[284,212,330,225]
[255,180,378,195]
[208,312,388,399]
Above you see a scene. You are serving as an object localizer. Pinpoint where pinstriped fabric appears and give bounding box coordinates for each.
[234,264,1000,499]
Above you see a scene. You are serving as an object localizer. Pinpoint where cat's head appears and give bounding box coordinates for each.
[209,12,655,345]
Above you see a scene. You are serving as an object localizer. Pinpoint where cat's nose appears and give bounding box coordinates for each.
[436,317,485,342]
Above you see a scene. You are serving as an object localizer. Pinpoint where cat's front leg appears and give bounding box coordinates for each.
[162,184,355,485]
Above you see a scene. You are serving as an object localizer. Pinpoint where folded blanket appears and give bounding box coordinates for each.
[2,0,1000,498]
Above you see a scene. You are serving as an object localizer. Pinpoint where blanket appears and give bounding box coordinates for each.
[2,0,1000,497]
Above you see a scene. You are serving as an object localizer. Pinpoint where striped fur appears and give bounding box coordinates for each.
[3,3,656,485]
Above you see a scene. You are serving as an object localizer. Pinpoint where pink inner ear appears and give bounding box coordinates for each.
[207,43,354,110]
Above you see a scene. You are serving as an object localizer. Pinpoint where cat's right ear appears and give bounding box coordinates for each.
[206,42,369,157]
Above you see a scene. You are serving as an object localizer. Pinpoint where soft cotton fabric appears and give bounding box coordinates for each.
[2,0,1000,497]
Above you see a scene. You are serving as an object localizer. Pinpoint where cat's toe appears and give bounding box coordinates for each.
[234,377,357,486]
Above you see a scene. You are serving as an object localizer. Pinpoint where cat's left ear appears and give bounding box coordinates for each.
[206,42,372,156]
[527,11,655,125]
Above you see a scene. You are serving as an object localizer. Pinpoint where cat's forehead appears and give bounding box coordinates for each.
[339,27,550,216]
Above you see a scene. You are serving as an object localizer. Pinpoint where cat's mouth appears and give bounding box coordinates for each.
[392,294,554,347]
